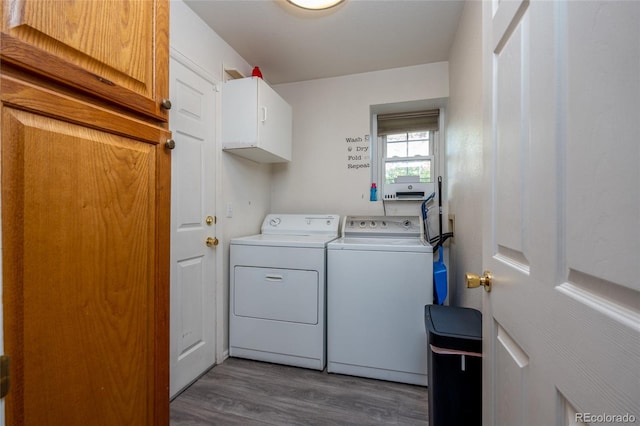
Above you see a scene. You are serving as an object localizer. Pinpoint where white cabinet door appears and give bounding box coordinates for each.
[222,77,292,163]
[481,1,640,425]
[221,77,258,147]
[257,78,292,161]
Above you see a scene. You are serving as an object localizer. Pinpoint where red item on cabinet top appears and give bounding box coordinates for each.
[252,66,263,79]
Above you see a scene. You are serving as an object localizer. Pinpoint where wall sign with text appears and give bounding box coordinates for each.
[345,135,370,170]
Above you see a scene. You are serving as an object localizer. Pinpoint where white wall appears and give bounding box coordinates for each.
[171,0,272,355]
[271,63,449,218]
[446,0,483,310]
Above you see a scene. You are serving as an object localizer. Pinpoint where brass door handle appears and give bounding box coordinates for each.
[206,237,219,247]
[466,271,492,292]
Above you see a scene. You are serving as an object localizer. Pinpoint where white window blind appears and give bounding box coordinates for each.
[377,110,439,135]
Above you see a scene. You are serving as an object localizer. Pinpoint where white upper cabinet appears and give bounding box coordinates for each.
[222,77,292,163]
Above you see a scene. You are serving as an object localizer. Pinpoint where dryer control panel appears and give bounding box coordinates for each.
[261,214,340,236]
[342,216,423,238]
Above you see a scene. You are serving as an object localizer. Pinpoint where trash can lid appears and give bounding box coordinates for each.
[425,305,482,353]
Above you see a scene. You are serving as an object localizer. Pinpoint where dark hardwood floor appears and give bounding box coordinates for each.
[170,357,429,425]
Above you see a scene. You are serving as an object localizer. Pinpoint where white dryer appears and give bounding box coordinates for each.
[229,214,340,370]
[327,215,433,386]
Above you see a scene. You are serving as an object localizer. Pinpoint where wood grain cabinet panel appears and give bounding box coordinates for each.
[0,0,169,121]
[1,77,170,425]
[1,0,171,423]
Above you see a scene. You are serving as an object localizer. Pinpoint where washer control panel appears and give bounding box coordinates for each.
[342,216,423,238]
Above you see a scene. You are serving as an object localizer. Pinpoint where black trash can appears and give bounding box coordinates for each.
[424,304,482,426]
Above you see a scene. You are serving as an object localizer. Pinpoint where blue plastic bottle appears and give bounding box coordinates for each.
[370,183,377,201]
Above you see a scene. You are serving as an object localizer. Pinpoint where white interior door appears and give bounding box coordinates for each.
[481,1,639,425]
[169,56,217,398]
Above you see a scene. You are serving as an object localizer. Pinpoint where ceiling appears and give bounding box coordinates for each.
[183,0,466,85]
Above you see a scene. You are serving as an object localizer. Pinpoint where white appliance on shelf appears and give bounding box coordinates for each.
[229,213,340,370]
[382,181,435,200]
[327,215,433,386]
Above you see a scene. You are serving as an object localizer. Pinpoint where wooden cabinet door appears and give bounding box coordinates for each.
[0,0,169,121]
[1,75,170,425]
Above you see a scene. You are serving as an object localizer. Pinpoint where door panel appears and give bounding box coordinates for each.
[494,8,529,268]
[494,323,529,426]
[553,0,640,418]
[485,1,534,423]
[1,103,167,425]
[175,136,205,226]
[564,0,639,291]
[0,0,169,120]
[482,1,640,425]
[169,57,217,398]
[177,258,206,353]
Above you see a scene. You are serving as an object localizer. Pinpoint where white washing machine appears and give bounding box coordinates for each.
[229,214,340,370]
[327,215,433,386]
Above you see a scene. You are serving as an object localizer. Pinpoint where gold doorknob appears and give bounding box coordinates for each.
[206,237,219,247]
[466,271,492,292]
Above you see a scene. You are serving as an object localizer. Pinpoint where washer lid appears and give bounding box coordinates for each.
[328,237,433,253]
[231,233,338,248]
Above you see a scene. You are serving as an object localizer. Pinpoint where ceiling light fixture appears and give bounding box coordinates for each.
[287,0,345,10]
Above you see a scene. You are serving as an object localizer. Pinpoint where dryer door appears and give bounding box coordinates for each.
[233,267,319,325]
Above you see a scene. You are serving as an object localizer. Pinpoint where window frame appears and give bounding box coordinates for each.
[371,108,443,201]
[382,130,435,185]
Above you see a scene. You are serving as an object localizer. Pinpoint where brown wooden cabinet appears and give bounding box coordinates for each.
[1,0,170,424]
[1,0,169,121]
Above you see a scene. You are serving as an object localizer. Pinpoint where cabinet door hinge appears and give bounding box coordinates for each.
[0,355,9,399]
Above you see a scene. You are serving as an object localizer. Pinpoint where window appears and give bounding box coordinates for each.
[383,131,433,184]
[375,109,440,196]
